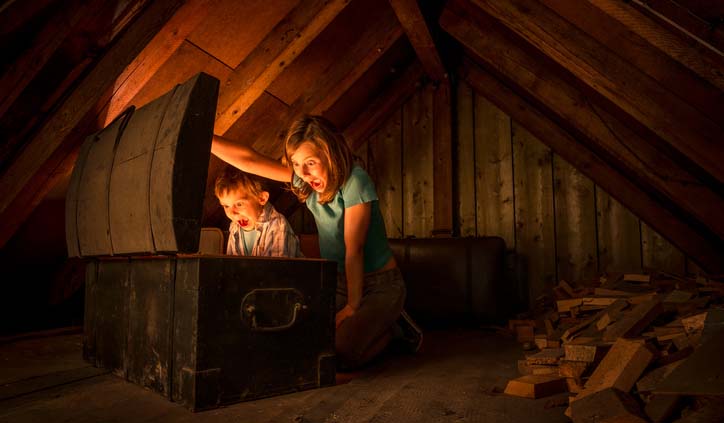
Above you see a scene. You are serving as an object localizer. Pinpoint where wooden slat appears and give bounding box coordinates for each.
[402,84,434,238]
[214,0,350,135]
[473,94,514,248]
[345,61,425,149]
[641,223,686,274]
[0,0,56,39]
[540,0,724,121]
[368,110,403,238]
[456,80,476,237]
[512,121,557,305]
[554,156,597,283]
[105,0,213,124]
[596,188,642,273]
[441,2,724,248]
[388,0,447,82]
[0,0,185,249]
[0,0,96,118]
[465,0,724,184]
[432,80,453,236]
[458,58,724,273]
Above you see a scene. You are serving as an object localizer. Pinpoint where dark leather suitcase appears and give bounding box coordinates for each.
[66,72,336,411]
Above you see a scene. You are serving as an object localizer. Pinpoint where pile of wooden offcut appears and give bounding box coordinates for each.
[504,272,724,422]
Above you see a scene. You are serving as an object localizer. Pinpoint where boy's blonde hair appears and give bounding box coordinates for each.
[214,166,267,199]
[283,115,354,204]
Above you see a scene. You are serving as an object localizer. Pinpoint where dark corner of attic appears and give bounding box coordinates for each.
[1,0,723,422]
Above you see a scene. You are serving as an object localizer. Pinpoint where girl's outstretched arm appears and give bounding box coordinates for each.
[211,134,291,182]
[337,202,372,328]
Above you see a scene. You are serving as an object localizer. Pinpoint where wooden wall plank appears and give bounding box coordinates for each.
[554,156,598,283]
[513,122,556,303]
[456,80,476,237]
[369,110,403,238]
[596,188,642,273]
[474,94,514,249]
[187,0,299,69]
[642,223,686,274]
[432,80,453,236]
[402,85,434,238]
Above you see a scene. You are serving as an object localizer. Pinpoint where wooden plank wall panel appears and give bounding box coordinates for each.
[369,111,404,238]
[186,0,299,69]
[402,85,434,238]
[554,156,597,283]
[474,94,514,249]
[513,122,557,303]
[456,81,476,237]
[642,223,686,274]
[596,188,642,273]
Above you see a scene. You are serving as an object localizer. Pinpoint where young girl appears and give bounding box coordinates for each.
[212,115,420,369]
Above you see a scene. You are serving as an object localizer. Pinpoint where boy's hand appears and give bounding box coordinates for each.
[335,304,356,329]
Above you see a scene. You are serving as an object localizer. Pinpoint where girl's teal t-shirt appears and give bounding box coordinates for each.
[294,165,392,273]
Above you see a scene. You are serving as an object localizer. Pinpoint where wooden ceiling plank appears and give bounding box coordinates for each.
[312,26,404,116]
[0,0,57,39]
[465,0,724,184]
[388,0,447,82]
[345,60,425,148]
[443,3,724,241]
[0,0,185,247]
[214,0,350,136]
[0,0,95,118]
[460,58,724,273]
[633,0,724,53]
[105,0,213,124]
[540,0,724,123]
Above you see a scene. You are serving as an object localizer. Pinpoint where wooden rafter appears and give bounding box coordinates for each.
[540,0,724,123]
[214,0,350,136]
[464,0,724,184]
[459,58,724,273]
[345,60,425,148]
[440,1,724,241]
[388,0,447,82]
[0,0,185,248]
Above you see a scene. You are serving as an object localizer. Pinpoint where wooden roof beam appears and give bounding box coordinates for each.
[0,0,186,248]
[214,0,350,136]
[461,0,724,184]
[345,60,425,149]
[388,0,447,83]
[459,58,724,273]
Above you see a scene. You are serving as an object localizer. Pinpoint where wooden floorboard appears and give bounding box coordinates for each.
[0,330,571,422]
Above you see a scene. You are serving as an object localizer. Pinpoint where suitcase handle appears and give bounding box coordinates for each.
[240,288,306,331]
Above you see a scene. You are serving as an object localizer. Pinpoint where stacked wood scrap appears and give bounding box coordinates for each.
[503,272,724,422]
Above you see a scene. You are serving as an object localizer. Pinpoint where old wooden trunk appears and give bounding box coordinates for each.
[66,72,337,411]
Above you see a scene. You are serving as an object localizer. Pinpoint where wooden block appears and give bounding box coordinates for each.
[517,359,533,375]
[636,360,684,393]
[593,288,635,297]
[559,280,576,297]
[564,344,606,363]
[573,338,654,403]
[526,348,564,365]
[557,297,619,313]
[603,299,663,342]
[503,375,567,399]
[663,290,694,303]
[627,292,657,305]
[644,394,681,423]
[566,377,582,394]
[672,334,691,350]
[624,274,651,283]
[570,388,647,423]
[518,359,558,376]
[653,325,685,342]
[558,360,589,379]
[515,324,535,343]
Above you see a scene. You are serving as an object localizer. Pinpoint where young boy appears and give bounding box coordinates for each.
[215,166,303,258]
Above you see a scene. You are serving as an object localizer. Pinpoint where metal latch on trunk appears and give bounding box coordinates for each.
[240,288,307,331]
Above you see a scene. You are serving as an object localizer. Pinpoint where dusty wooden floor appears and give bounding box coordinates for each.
[0,329,570,422]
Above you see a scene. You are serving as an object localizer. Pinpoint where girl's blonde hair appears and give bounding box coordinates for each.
[284,115,354,204]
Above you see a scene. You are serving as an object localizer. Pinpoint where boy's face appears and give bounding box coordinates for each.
[218,188,268,231]
[290,141,328,193]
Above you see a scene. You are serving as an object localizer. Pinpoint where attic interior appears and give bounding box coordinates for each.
[1,0,723,421]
